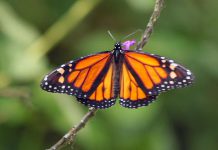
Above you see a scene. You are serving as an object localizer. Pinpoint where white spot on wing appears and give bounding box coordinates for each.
[161,59,166,63]
[187,71,192,75]
[44,75,48,81]
[186,76,191,79]
[169,81,174,84]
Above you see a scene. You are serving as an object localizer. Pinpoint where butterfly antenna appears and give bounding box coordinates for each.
[107,30,117,42]
[122,29,143,41]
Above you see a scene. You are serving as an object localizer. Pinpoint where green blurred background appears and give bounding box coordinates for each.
[0,0,218,149]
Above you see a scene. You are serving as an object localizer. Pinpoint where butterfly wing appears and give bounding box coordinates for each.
[119,50,194,108]
[40,51,116,108]
[119,61,157,108]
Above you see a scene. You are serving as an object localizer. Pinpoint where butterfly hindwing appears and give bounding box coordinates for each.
[119,50,194,108]
[78,62,116,108]
[41,51,116,108]
[119,62,157,108]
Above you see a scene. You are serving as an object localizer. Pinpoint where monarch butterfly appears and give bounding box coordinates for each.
[40,40,194,109]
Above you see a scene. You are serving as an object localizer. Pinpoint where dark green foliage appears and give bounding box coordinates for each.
[0,0,218,149]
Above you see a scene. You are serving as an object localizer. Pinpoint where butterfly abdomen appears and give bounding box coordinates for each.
[111,57,120,98]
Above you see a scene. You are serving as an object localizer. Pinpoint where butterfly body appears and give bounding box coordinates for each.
[41,42,194,109]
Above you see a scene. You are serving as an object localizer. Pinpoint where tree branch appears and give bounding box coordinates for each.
[47,107,97,150]
[136,0,165,50]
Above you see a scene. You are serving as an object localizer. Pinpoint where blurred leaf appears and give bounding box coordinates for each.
[0,97,29,125]
[0,1,46,81]
[32,82,84,132]
[126,0,154,12]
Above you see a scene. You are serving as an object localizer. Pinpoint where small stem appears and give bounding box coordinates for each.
[47,107,97,150]
[0,87,33,108]
[136,0,165,50]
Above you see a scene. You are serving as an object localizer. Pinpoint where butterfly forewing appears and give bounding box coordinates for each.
[41,51,116,108]
[79,62,116,108]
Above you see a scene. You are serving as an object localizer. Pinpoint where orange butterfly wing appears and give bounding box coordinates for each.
[119,62,157,108]
[41,51,116,108]
[119,51,194,108]
[84,62,116,108]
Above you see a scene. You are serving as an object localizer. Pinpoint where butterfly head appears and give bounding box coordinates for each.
[113,42,122,50]
[113,40,136,51]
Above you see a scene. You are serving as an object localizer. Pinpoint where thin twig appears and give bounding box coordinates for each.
[0,87,33,108]
[136,0,165,50]
[47,107,97,150]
